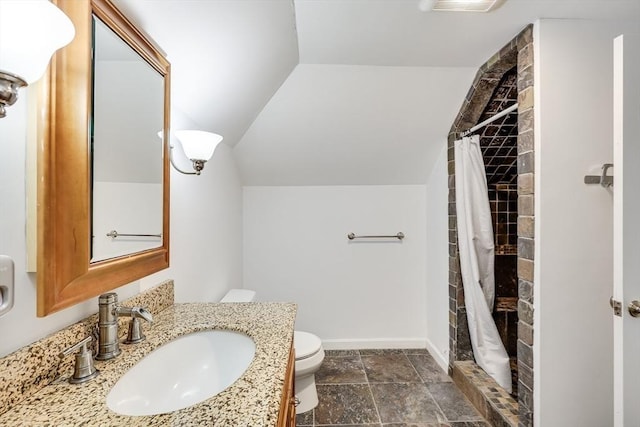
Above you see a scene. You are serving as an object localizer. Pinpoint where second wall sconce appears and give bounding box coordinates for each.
[170,130,223,175]
[0,0,75,118]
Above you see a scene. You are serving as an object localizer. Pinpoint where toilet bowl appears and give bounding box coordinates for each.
[220,289,325,414]
[293,330,325,414]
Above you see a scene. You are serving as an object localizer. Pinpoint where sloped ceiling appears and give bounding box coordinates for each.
[235,64,475,185]
[112,0,640,185]
[235,0,639,185]
[111,0,299,146]
[295,0,640,67]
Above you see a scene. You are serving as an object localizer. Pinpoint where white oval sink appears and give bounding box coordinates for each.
[106,330,255,416]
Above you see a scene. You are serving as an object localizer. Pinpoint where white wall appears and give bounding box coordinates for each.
[0,94,139,357]
[534,19,637,426]
[93,61,164,183]
[243,185,427,348]
[0,94,243,358]
[235,64,475,186]
[424,144,450,371]
[139,106,244,303]
[92,182,163,262]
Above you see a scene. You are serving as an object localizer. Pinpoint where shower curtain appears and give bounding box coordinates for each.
[454,135,512,393]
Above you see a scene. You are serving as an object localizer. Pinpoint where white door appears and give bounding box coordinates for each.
[613,33,640,427]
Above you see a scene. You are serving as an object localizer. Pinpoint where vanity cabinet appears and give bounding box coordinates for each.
[277,343,296,427]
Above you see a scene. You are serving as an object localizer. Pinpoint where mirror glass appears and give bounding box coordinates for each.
[91,17,164,262]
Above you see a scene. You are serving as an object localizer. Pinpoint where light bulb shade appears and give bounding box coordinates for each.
[0,0,75,84]
[175,130,223,161]
[417,0,436,11]
[428,0,502,12]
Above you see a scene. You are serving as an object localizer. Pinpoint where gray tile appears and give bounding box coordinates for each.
[427,383,484,422]
[316,355,367,384]
[315,384,380,425]
[324,349,360,357]
[309,349,488,427]
[407,354,452,383]
[402,348,431,355]
[382,423,489,427]
[360,349,405,355]
[449,422,491,427]
[362,354,421,383]
[371,383,446,424]
[295,408,313,426]
[382,423,441,427]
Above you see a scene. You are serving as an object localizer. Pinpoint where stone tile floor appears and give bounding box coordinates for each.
[296,349,490,427]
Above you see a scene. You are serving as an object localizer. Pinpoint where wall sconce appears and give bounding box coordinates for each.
[0,0,75,118]
[170,130,223,175]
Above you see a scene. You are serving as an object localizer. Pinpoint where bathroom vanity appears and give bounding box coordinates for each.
[0,283,297,426]
[277,342,297,427]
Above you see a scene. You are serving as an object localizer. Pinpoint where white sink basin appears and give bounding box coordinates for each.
[106,330,256,416]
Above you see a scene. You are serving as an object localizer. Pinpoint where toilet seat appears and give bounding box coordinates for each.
[294,331,322,360]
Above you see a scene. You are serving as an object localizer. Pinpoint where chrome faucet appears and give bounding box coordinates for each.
[121,306,154,344]
[95,293,153,360]
[59,336,99,384]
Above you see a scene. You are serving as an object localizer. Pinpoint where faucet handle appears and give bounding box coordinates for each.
[58,336,100,384]
[121,306,153,344]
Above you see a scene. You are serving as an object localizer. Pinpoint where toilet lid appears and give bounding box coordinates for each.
[294,331,322,360]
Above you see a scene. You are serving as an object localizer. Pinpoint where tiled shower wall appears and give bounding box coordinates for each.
[515,25,535,427]
[490,185,518,255]
[491,184,519,367]
[447,25,535,427]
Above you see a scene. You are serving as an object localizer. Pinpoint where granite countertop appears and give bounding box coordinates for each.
[0,302,297,426]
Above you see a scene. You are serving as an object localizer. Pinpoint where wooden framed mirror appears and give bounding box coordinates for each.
[36,0,170,316]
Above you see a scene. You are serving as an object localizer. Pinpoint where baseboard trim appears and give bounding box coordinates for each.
[425,337,449,372]
[321,338,427,350]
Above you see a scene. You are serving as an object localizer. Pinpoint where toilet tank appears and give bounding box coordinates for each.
[220,289,256,303]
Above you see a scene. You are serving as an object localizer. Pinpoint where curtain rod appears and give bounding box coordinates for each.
[459,103,519,138]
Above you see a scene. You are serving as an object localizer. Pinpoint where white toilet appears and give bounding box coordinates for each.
[293,333,325,414]
[220,289,325,414]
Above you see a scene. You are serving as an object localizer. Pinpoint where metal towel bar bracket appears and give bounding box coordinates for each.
[347,232,405,240]
[584,163,613,188]
[106,230,162,239]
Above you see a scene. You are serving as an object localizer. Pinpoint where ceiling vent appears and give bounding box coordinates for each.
[418,0,504,13]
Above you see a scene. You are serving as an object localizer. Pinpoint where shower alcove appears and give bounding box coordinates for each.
[447,25,535,427]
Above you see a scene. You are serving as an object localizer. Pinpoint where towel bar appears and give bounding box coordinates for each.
[347,232,405,240]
